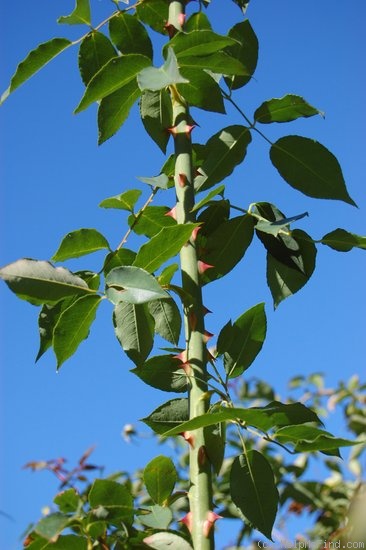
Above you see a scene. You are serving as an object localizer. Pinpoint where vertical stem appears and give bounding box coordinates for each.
[168,3,214,549]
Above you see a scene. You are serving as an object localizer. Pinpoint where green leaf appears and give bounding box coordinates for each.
[232,0,251,14]
[274,425,359,454]
[133,224,199,273]
[75,270,100,291]
[58,0,91,25]
[113,302,154,366]
[204,423,226,475]
[103,249,137,276]
[78,31,117,85]
[320,228,366,252]
[140,89,172,153]
[106,266,169,305]
[75,54,150,113]
[135,0,169,35]
[109,12,153,59]
[195,125,252,192]
[128,206,176,238]
[44,535,88,550]
[0,259,94,305]
[142,398,189,435]
[177,68,225,113]
[191,184,225,212]
[144,532,193,550]
[88,479,134,526]
[255,95,322,124]
[35,512,70,541]
[36,298,76,361]
[144,455,177,505]
[52,228,110,262]
[255,211,309,237]
[266,230,317,308]
[148,298,181,345]
[230,451,278,540]
[138,173,172,189]
[217,303,267,378]
[179,51,248,76]
[224,20,258,90]
[158,264,179,286]
[131,355,187,393]
[162,401,321,437]
[98,79,141,143]
[185,12,212,32]
[137,48,188,92]
[1,38,72,104]
[270,136,357,206]
[197,199,230,236]
[139,505,172,529]
[168,30,237,58]
[54,488,80,514]
[99,189,142,211]
[200,215,255,284]
[53,295,102,368]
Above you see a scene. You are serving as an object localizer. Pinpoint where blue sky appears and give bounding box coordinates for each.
[1,1,365,548]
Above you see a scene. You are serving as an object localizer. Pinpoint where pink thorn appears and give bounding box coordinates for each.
[180,431,195,449]
[167,126,178,137]
[174,350,191,375]
[198,260,214,275]
[191,226,201,242]
[174,350,187,364]
[165,205,177,220]
[178,13,186,27]
[178,173,187,188]
[185,124,196,137]
[203,330,214,343]
[203,511,223,538]
[180,511,193,533]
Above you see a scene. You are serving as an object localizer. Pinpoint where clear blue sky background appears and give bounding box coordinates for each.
[0,2,365,549]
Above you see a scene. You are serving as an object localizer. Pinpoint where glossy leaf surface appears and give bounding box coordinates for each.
[58,0,91,25]
[266,230,317,307]
[230,451,278,540]
[179,51,248,75]
[0,259,93,305]
[274,425,358,454]
[140,89,172,153]
[88,479,134,525]
[168,30,237,58]
[255,95,321,124]
[75,54,150,113]
[103,249,136,276]
[162,401,321,437]
[191,184,225,213]
[139,505,172,529]
[201,215,255,284]
[128,206,176,238]
[52,228,110,261]
[321,228,366,252]
[185,12,212,32]
[35,513,70,541]
[224,20,258,89]
[113,302,154,366]
[109,12,153,58]
[143,455,177,505]
[78,31,116,85]
[142,398,189,435]
[177,68,225,113]
[98,79,141,143]
[1,38,72,103]
[217,303,267,378]
[131,355,187,393]
[137,48,188,92]
[133,224,199,273]
[53,294,102,368]
[195,125,252,192]
[135,0,169,34]
[144,532,193,550]
[270,136,356,206]
[99,189,142,211]
[36,299,74,361]
[148,298,182,345]
[106,266,169,305]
